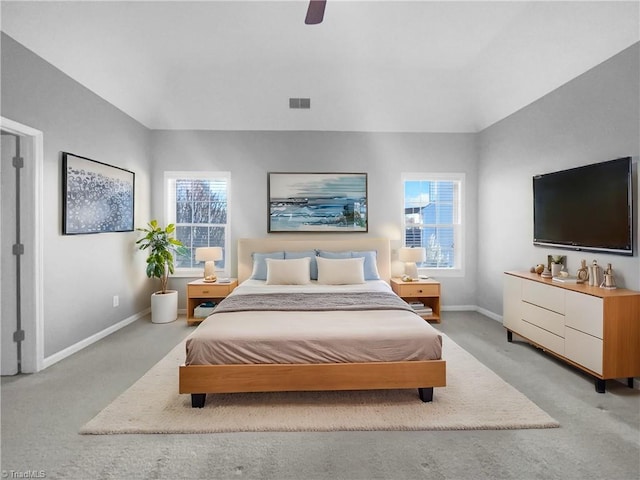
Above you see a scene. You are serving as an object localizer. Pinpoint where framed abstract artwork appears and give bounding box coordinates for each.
[268,172,368,233]
[62,152,135,234]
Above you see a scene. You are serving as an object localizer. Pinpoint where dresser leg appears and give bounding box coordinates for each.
[191,393,206,408]
[595,379,606,393]
[628,377,634,389]
[507,331,513,343]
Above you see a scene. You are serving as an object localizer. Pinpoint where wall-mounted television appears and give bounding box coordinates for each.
[533,157,633,256]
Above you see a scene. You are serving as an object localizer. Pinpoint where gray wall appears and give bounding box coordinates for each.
[1,33,154,357]
[3,30,638,361]
[151,131,479,309]
[477,42,640,316]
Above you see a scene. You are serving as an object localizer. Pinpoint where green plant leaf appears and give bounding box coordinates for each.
[136,219,183,290]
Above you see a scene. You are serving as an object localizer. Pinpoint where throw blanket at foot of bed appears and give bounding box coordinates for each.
[211,291,416,314]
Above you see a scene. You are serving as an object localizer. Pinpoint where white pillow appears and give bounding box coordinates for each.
[265,257,311,285]
[316,256,365,285]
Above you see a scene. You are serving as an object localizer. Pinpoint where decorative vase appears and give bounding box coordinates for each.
[600,263,617,289]
[551,263,562,277]
[151,290,178,324]
[589,260,602,287]
[576,259,589,283]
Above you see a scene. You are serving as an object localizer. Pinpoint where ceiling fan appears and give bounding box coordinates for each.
[305,0,327,25]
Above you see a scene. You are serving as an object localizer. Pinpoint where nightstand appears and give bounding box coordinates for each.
[186,278,237,326]
[390,277,441,323]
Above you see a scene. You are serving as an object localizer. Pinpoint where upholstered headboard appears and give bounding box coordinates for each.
[237,237,391,284]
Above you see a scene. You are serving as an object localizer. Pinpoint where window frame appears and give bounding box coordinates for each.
[401,172,465,277]
[164,171,231,278]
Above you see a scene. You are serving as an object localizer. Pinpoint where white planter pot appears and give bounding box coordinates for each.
[551,263,562,277]
[151,290,178,324]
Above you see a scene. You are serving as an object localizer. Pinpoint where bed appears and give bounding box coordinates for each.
[179,237,446,408]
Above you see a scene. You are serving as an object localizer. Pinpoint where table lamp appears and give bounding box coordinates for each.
[398,247,426,279]
[195,247,223,282]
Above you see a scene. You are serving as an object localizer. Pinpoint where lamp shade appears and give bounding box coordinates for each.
[398,247,426,263]
[195,247,223,262]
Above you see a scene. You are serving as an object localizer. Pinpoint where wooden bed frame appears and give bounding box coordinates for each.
[179,237,446,408]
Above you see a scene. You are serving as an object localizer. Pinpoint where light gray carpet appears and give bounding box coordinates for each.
[2,312,639,480]
[80,335,558,434]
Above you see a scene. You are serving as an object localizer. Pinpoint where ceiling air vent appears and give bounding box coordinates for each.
[289,98,311,109]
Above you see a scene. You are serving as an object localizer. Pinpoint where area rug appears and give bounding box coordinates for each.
[80,335,559,434]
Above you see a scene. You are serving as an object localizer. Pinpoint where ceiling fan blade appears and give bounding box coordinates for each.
[305,0,326,25]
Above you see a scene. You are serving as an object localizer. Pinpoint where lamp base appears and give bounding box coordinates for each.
[203,261,217,283]
[404,262,418,280]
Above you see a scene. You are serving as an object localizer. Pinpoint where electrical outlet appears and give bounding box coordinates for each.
[113,295,119,307]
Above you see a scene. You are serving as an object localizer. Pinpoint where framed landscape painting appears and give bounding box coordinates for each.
[62,152,135,234]
[268,172,368,232]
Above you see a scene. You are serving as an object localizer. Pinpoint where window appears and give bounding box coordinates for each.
[402,173,464,275]
[165,172,230,276]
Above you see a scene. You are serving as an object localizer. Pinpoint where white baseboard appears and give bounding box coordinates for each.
[442,305,503,323]
[441,305,476,311]
[43,308,150,369]
[475,306,503,323]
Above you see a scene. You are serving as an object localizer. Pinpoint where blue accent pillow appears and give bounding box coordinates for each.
[250,252,284,280]
[351,250,380,280]
[317,250,351,259]
[317,250,380,280]
[284,251,318,280]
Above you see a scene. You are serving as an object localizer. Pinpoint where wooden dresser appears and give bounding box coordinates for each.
[503,271,640,392]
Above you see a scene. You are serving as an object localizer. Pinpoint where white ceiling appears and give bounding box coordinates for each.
[2,1,639,132]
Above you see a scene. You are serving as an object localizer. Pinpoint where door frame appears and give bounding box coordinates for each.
[1,117,44,373]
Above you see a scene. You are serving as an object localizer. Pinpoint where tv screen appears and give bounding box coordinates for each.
[533,157,633,256]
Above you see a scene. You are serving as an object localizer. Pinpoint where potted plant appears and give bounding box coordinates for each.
[136,220,187,323]
[550,255,564,277]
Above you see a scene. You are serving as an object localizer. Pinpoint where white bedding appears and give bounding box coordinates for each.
[185,280,442,366]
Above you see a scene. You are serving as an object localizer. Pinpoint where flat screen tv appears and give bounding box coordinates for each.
[533,157,633,256]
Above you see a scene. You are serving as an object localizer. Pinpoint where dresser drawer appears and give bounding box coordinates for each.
[518,319,564,355]
[522,281,564,314]
[521,301,565,337]
[565,327,603,375]
[565,291,603,339]
[396,283,439,297]
[189,284,232,297]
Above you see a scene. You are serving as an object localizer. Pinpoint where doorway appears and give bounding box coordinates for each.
[1,117,44,374]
